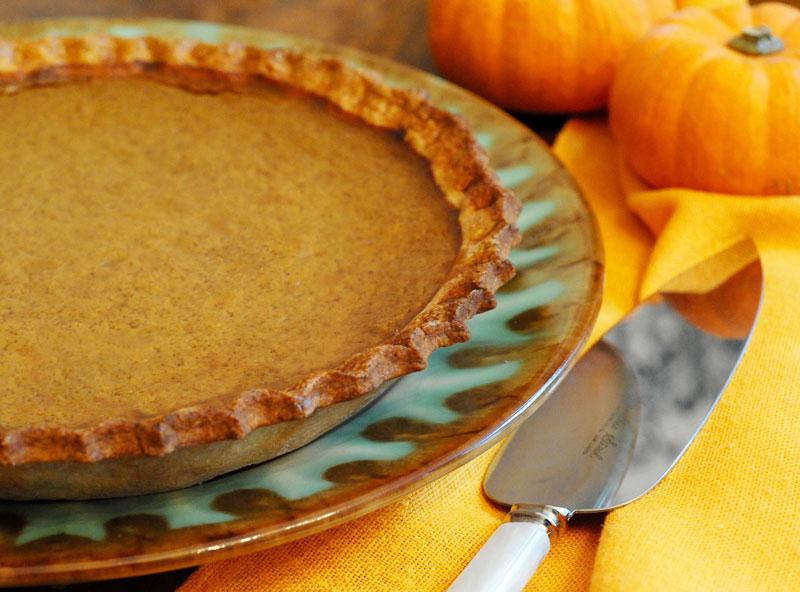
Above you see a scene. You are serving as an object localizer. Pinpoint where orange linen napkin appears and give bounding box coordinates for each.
[181,119,800,590]
[556,119,800,591]
[580,119,800,591]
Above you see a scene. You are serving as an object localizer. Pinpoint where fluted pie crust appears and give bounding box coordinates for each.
[0,36,519,499]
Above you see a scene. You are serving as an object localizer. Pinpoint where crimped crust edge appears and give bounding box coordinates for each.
[0,35,521,466]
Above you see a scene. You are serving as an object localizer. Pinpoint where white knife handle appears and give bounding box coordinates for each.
[447,521,550,592]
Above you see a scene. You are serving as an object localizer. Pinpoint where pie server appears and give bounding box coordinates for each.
[448,297,759,591]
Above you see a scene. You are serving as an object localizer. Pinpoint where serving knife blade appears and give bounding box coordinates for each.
[448,296,759,592]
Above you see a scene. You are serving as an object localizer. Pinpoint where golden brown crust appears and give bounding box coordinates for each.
[0,35,520,466]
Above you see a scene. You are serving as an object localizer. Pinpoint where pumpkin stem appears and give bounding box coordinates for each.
[728,25,784,56]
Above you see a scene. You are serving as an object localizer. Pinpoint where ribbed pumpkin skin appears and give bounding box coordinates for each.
[428,0,674,113]
[610,3,800,195]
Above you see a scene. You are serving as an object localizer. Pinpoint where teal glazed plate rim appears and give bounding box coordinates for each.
[0,18,603,586]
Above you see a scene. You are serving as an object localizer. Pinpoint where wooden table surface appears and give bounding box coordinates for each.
[0,1,553,590]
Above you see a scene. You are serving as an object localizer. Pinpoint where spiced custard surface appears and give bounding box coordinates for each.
[0,76,461,429]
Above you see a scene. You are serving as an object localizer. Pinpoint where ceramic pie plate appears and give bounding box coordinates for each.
[0,18,602,586]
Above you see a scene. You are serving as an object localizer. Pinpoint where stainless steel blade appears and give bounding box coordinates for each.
[483,298,756,515]
[484,341,639,510]
[604,300,753,509]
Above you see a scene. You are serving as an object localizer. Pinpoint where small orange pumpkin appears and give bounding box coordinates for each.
[428,0,674,113]
[610,2,800,195]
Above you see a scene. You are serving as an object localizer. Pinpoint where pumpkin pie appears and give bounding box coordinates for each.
[0,36,519,499]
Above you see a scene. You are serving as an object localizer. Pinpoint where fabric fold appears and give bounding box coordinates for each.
[592,230,800,591]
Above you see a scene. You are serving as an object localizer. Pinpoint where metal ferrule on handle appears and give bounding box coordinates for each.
[447,505,570,592]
